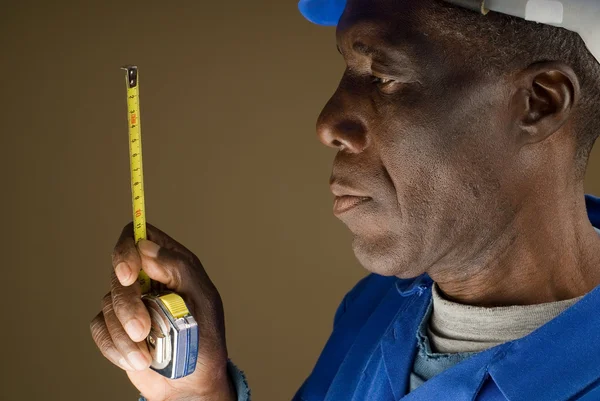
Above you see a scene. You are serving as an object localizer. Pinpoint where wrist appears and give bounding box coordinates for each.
[186,365,236,401]
[195,378,236,401]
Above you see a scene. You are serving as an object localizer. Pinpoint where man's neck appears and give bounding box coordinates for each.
[431,191,600,307]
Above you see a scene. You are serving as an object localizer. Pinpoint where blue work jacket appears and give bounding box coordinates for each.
[293,196,600,401]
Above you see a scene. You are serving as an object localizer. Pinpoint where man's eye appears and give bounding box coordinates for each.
[371,76,394,85]
[370,75,401,94]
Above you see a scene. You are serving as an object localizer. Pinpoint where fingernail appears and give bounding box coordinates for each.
[138,239,160,258]
[125,319,145,341]
[128,351,149,371]
[115,262,132,286]
[119,358,134,371]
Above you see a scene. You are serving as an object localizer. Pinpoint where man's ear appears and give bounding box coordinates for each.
[512,61,580,145]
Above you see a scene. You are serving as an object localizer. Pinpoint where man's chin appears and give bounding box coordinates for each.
[352,235,425,279]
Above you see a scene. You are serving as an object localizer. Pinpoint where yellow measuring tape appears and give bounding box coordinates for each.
[120,67,193,367]
[122,66,151,294]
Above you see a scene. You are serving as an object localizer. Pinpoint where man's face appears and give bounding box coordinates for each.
[319,0,524,278]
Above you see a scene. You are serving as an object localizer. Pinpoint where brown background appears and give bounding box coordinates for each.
[1,1,598,400]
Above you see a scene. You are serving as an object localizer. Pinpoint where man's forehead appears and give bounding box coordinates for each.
[336,1,431,58]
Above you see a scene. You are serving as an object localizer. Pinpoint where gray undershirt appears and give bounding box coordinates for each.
[428,284,583,353]
[409,283,583,391]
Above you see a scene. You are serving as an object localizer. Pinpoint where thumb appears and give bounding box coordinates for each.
[137,239,188,293]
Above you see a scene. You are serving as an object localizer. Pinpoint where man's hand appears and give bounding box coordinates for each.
[90,223,236,401]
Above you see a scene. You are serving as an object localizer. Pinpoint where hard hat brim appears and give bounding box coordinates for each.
[298,0,345,26]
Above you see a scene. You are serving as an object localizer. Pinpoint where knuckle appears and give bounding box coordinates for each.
[202,281,221,305]
[98,336,116,357]
[112,242,135,266]
[102,294,115,315]
[89,317,118,358]
[190,254,205,271]
[111,290,134,317]
[205,295,224,319]
[112,224,135,265]
[111,250,122,267]
[89,315,105,338]
[198,281,220,304]
[110,272,121,289]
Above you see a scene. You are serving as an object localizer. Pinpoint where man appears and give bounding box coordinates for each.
[90,0,600,400]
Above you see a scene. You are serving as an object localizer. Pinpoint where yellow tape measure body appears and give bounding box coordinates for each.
[123,66,151,293]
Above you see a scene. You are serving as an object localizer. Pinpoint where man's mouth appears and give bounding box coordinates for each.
[333,195,371,215]
[330,182,371,215]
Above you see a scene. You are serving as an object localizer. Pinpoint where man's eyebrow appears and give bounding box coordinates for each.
[337,42,386,58]
[349,41,416,71]
[338,40,416,73]
[351,42,385,58]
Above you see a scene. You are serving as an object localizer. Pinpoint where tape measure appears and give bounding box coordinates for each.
[122,66,151,293]
[121,66,199,379]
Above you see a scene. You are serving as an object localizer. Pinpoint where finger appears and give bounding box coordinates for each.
[90,311,134,371]
[110,270,151,342]
[137,239,185,291]
[112,222,143,287]
[138,238,214,297]
[102,293,151,371]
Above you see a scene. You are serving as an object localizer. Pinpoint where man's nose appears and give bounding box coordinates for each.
[316,92,369,154]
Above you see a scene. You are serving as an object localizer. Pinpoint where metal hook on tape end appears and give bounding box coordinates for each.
[121,65,138,89]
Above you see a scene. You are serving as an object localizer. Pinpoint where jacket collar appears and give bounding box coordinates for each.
[394,280,600,401]
[488,283,600,401]
[396,274,434,297]
[399,195,600,400]
[586,194,600,227]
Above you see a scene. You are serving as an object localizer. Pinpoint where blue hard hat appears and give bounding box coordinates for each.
[298,0,346,26]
